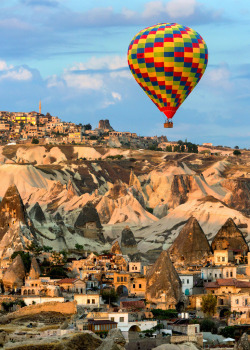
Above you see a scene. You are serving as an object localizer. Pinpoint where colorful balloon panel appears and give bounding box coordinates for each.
[127,23,208,119]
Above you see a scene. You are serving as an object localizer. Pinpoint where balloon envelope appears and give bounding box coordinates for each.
[127,23,208,121]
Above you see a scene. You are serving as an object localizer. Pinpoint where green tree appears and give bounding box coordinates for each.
[220,326,235,338]
[233,150,241,156]
[31,138,39,144]
[48,266,67,279]
[26,242,43,256]
[43,246,53,252]
[101,289,118,304]
[200,318,217,333]
[83,123,92,130]
[75,243,84,251]
[234,146,239,149]
[201,294,217,317]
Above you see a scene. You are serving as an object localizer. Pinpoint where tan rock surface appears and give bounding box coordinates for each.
[211,217,249,253]
[146,250,182,306]
[169,216,211,265]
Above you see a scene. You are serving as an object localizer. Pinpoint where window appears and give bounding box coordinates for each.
[139,284,142,289]
[226,272,229,277]
[132,267,134,270]
[117,277,120,282]
[230,272,233,277]
[119,317,124,322]
[92,299,95,304]
[135,266,137,270]
[124,277,127,282]
[133,284,135,288]
[187,279,189,284]
[217,257,221,262]
[111,317,115,322]
[121,277,123,282]
[215,274,217,278]
[182,279,184,283]
[222,257,225,262]
[87,299,90,304]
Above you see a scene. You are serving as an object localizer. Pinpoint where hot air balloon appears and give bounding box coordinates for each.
[127,23,208,128]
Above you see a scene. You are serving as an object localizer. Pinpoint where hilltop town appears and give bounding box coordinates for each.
[0,107,248,349]
[0,106,238,156]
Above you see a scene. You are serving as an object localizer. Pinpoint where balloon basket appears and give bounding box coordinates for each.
[164,121,173,128]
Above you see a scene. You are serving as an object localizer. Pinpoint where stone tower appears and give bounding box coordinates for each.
[39,100,41,114]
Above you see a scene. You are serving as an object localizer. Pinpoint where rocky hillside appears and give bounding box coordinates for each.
[0,144,249,261]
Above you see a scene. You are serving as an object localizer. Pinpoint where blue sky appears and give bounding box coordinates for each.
[0,0,249,147]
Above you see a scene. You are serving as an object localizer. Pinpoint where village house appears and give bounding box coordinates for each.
[201,265,237,282]
[74,293,101,307]
[204,278,250,295]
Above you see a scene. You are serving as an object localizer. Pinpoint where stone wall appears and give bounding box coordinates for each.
[171,334,203,348]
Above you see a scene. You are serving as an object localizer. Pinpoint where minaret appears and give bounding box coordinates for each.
[39,100,41,114]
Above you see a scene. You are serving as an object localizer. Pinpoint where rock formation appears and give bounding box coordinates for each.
[75,202,105,242]
[211,218,249,253]
[54,212,65,226]
[121,226,138,255]
[29,202,46,224]
[111,241,122,255]
[0,185,31,240]
[96,328,126,350]
[28,257,41,280]
[235,333,250,350]
[108,180,128,200]
[66,179,80,200]
[2,254,26,291]
[0,185,37,259]
[3,331,102,350]
[98,119,114,131]
[223,178,250,216]
[146,250,182,308]
[169,216,211,266]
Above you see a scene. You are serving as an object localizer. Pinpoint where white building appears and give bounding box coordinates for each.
[231,294,250,315]
[108,312,157,332]
[213,250,234,265]
[179,273,200,296]
[74,294,101,307]
[201,265,236,282]
[23,296,64,306]
[129,262,146,274]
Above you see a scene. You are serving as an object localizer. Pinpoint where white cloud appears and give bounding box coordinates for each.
[0,67,32,81]
[166,0,196,18]
[71,55,127,71]
[47,74,64,88]
[143,0,197,19]
[204,64,233,90]
[0,60,13,71]
[112,92,122,101]
[63,71,104,90]
[143,1,165,18]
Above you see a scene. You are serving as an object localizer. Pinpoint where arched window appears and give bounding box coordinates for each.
[32,289,35,294]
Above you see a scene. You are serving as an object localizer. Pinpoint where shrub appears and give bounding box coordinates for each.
[220,326,235,338]
[200,318,218,333]
[233,150,241,156]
